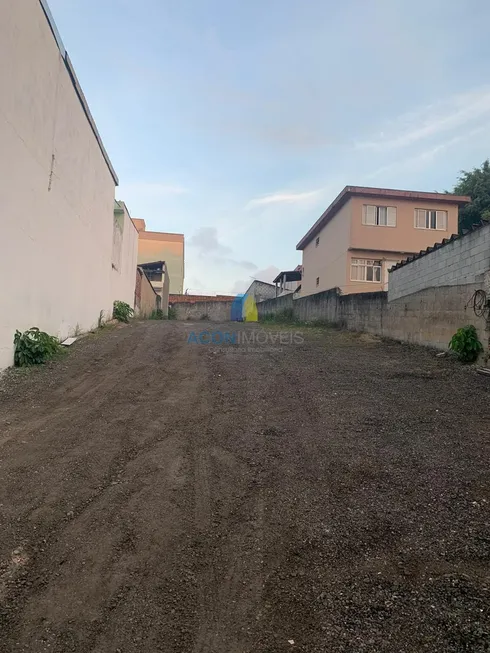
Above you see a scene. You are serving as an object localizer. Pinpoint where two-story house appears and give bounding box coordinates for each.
[296,186,470,296]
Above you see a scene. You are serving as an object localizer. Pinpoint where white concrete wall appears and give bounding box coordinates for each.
[0,0,135,369]
[389,223,490,301]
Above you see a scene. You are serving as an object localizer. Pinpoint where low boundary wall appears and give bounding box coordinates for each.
[257,285,488,351]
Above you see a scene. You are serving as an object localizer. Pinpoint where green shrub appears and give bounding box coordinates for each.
[14,327,61,367]
[168,305,177,320]
[200,313,209,320]
[113,300,134,323]
[449,325,483,363]
[149,308,164,320]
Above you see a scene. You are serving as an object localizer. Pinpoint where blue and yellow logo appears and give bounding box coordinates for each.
[231,293,258,322]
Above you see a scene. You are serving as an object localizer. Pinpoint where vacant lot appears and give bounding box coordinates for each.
[0,320,489,652]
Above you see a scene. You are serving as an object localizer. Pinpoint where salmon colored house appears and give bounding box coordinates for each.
[296,186,470,296]
[132,219,185,295]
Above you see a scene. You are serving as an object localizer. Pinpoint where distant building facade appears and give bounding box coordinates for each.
[133,219,184,295]
[297,186,470,296]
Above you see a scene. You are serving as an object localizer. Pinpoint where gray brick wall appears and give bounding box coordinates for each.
[389,223,490,301]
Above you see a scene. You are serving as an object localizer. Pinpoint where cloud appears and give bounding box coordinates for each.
[365,127,487,182]
[245,189,322,210]
[123,182,188,196]
[356,87,490,152]
[188,227,232,256]
[188,227,258,271]
[231,265,281,294]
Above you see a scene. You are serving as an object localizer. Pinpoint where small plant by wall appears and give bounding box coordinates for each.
[113,300,134,323]
[14,327,61,367]
[260,307,295,324]
[149,308,164,320]
[449,325,483,362]
[168,305,177,320]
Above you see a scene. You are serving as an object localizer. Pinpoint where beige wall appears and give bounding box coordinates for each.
[349,197,458,254]
[135,269,158,317]
[137,232,185,295]
[110,205,139,309]
[0,0,135,369]
[301,199,352,296]
[301,195,460,297]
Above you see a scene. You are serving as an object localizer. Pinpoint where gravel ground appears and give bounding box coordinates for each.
[0,320,489,652]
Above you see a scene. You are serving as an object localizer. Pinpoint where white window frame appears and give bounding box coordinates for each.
[363,205,397,227]
[414,208,447,231]
[350,258,382,283]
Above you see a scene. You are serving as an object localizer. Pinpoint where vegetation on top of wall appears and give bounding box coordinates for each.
[451,159,490,233]
[113,300,134,323]
[449,325,483,363]
[168,305,177,320]
[14,327,61,367]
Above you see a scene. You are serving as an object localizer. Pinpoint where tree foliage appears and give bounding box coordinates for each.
[452,159,490,233]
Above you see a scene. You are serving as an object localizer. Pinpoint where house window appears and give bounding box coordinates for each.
[414,209,447,230]
[316,277,320,287]
[315,236,320,247]
[351,258,382,282]
[363,205,397,227]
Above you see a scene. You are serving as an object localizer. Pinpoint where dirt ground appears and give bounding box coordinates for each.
[0,320,489,652]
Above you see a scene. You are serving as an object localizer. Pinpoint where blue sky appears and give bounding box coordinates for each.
[48,0,490,293]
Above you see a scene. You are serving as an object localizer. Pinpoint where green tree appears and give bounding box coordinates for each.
[452,159,490,233]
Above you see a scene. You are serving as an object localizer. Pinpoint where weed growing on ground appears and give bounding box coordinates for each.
[168,306,177,320]
[113,300,134,323]
[149,309,164,320]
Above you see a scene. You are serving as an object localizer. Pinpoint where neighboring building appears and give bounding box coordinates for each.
[135,267,161,318]
[132,219,184,295]
[296,186,470,296]
[243,280,278,304]
[0,0,138,370]
[138,261,170,315]
[273,269,302,297]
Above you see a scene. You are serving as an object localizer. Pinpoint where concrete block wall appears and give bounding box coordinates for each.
[172,300,233,322]
[389,223,490,301]
[257,284,487,353]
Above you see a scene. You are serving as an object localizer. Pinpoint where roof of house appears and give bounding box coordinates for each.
[273,270,302,283]
[139,260,166,271]
[39,0,119,185]
[390,220,489,273]
[138,231,185,242]
[296,185,471,250]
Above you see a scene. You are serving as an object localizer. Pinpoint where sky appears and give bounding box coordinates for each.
[48,0,490,294]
